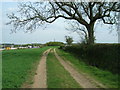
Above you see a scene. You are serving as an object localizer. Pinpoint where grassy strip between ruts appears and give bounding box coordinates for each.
[2,46,51,88]
[47,49,81,88]
[56,48,119,88]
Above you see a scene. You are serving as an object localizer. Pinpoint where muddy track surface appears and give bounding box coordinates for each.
[32,48,51,88]
[54,48,106,88]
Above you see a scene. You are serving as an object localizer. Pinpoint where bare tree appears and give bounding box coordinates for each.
[65,36,73,45]
[66,21,89,44]
[7,1,120,44]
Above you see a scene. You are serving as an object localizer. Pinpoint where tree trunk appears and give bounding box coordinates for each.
[86,23,95,45]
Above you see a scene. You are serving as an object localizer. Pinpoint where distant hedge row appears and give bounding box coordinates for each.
[61,44,120,74]
[45,42,64,46]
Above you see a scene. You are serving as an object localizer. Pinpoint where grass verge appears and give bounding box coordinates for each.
[47,49,81,88]
[56,48,119,88]
[2,47,50,88]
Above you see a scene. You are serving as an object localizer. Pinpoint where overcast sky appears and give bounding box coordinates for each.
[1,2,118,44]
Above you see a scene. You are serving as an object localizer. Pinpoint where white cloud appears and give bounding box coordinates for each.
[95,28,118,43]
[7,7,17,12]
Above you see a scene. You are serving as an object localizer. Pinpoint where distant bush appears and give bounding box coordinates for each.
[62,44,120,74]
[46,42,64,46]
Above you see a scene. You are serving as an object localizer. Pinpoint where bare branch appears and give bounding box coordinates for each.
[6,2,119,44]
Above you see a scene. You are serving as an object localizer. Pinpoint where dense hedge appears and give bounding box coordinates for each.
[61,44,120,74]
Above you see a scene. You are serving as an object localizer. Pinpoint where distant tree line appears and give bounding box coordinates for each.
[45,42,64,46]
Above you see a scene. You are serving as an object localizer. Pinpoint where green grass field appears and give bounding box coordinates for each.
[2,46,119,88]
[56,48,119,88]
[2,47,50,88]
[47,49,81,88]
